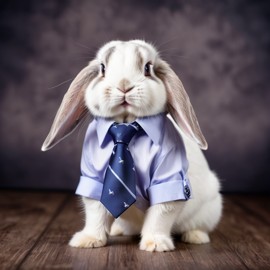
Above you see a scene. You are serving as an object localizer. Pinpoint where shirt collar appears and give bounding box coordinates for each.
[96,117,115,147]
[136,114,165,145]
[95,113,165,147]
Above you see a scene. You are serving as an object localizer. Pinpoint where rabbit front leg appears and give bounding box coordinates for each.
[69,197,113,248]
[140,201,183,252]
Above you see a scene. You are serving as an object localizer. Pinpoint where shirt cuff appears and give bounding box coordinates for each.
[75,176,103,200]
[147,178,192,206]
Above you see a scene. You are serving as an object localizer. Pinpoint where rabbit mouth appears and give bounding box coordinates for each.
[121,101,130,107]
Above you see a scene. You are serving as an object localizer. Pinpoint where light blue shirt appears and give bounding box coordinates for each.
[76,114,192,211]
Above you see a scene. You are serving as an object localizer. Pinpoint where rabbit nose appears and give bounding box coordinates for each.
[117,78,134,93]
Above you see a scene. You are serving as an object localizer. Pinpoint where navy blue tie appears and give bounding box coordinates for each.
[100,122,141,218]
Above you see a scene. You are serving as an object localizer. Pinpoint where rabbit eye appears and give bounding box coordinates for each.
[100,63,105,77]
[144,62,151,76]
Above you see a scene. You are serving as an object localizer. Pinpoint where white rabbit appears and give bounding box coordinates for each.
[42,40,222,252]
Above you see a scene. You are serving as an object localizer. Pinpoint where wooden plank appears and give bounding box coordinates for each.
[176,234,248,270]
[19,196,140,269]
[217,196,270,270]
[230,195,270,225]
[19,195,85,269]
[0,191,68,270]
[20,195,252,270]
[133,236,247,270]
[14,193,270,269]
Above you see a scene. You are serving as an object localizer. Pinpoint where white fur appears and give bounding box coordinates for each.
[85,40,167,122]
[69,40,222,252]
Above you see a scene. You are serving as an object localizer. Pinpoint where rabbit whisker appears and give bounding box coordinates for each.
[48,78,73,90]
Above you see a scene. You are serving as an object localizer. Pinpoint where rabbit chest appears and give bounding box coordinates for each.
[76,113,192,211]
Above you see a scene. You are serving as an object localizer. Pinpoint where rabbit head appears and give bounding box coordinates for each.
[85,40,167,123]
[42,40,207,151]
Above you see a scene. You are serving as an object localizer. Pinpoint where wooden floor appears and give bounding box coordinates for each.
[0,191,269,270]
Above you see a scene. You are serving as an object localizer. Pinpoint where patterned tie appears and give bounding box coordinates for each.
[100,122,141,218]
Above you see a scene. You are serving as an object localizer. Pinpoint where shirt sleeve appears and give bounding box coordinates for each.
[147,145,192,206]
[75,134,103,200]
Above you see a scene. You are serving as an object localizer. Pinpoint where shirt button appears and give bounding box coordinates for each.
[184,185,191,199]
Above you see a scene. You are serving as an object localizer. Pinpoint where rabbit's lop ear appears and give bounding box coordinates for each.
[156,59,208,150]
[41,60,99,151]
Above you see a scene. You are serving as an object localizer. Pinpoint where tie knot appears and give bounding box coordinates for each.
[109,122,140,145]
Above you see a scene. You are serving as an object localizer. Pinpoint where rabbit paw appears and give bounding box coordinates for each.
[110,222,124,236]
[140,234,175,252]
[181,230,210,244]
[69,231,106,248]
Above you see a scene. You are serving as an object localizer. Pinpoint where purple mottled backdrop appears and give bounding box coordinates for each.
[0,0,269,192]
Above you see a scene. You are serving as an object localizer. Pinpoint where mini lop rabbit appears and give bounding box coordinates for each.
[42,40,222,252]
